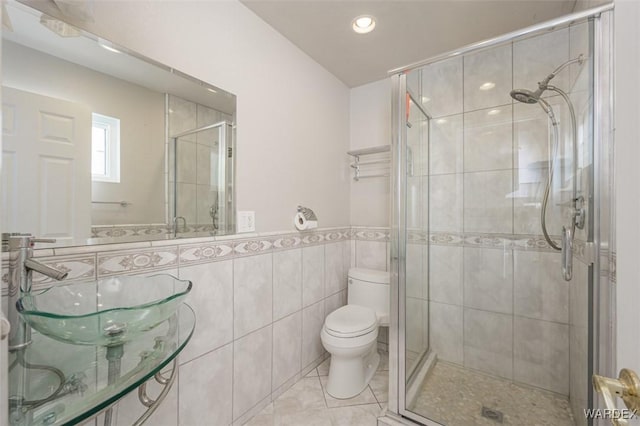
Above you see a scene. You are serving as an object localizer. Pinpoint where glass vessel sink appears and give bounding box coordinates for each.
[17,274,192,346]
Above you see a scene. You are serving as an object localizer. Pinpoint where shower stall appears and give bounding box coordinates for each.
[388,4,614,425]
[167,94,235,236]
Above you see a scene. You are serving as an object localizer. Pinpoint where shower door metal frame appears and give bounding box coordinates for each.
[171,120,234,235]
[388,4,615,425]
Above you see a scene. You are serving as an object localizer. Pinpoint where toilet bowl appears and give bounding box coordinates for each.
[321,268,389,399]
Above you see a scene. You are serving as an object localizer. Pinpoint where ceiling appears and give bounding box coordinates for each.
[241,0,581,87]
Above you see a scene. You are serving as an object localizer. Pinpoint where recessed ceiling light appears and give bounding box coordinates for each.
[352,15,376,34]
[421,96,430,103]
[436,118,448,124]
[479,82,496,91]
[488,109,501,115]
[207,88,218,94]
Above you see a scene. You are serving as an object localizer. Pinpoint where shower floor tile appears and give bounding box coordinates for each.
[245,352,389,426]
[409,361,575,426]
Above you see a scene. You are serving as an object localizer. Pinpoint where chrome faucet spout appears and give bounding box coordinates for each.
[24,258,68,280]
[5,234,66,351]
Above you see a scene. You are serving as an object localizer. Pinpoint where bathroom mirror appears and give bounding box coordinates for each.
[1,2,236,246]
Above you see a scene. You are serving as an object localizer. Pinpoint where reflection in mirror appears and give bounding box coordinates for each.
[1,2,236,246]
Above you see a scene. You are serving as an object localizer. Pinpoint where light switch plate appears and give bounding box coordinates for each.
[237,211,255,233]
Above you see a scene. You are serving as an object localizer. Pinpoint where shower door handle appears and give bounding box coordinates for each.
[562,226,573,281]
[593,369,640,425]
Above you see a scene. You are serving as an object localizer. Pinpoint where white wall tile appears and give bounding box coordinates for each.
[272,312,302,392]
[429,245,463,305]
[421,56,463,118]
[273,249,302,321]
[514,317,569,395]
[324,290,347,318]
[514,251,568,323]
[355,240,387,271]
[325,242,346,297]
[569,23,589,90]
[233,326,273,420]
[234,254,273,338]
[513,28,569,98]
[430,114,463,175]
[422,300,429,353]
[430,302,463,364]
[169,96,196,142]
[464,247,513,314]
[302,300,325,369]
[406,176,423,230]
[464,170,513,233]
[464,44,512,111]
[464,105,513,172]
[179,260,233,362]
[406,243,424,299]
[176,140,197,184]
[429,173,463,232]
[302,245,324,307]
[196,143,213,185]
[180,343,233,426]
[464,308,513,379]
[406,297,424,354]
[176,182,197,224]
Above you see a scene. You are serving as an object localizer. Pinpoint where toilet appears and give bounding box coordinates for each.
[320,267,389,399]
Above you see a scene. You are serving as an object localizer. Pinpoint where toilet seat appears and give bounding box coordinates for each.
[324,305,378,338]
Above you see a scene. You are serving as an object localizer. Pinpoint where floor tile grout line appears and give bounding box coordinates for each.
[317,371,330,409]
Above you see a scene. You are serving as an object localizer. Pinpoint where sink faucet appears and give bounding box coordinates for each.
[5,234,68,351]
[172,216,187,237]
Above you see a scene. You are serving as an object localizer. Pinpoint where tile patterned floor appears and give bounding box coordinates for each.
[409,361,575,426]
[245,353,389,426]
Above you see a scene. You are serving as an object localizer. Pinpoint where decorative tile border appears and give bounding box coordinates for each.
[91,223,216,238]
[0,226,617,296]
[351,227,389,242]
[97,247,178,277]
[405,230,561,252]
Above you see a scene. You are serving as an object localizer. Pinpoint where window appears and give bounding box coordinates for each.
[91,113,120,182]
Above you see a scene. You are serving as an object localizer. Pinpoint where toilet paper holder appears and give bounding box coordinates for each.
[297,206,317,221]
[295,206,318,231]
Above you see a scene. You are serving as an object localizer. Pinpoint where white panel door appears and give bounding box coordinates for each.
[2,86,91,242]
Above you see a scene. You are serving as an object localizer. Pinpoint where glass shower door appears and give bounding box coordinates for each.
[392,13,606,426]
[172,122,233,235]
[404,91,430,385]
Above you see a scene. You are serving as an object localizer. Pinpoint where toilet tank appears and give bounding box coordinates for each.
[347,268,390,325]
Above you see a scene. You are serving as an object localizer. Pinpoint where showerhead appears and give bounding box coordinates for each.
[510,88,541,104]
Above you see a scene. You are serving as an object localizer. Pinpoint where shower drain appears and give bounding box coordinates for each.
[481,407,504,423]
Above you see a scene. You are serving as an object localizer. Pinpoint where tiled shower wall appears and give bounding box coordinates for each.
[1,227,391,426]
[403,23,592,397]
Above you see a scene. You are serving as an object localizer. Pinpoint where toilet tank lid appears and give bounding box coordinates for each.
[348,268,389,284]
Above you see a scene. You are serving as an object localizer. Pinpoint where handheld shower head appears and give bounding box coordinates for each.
[510,88,541,104]
[510,54,586,106]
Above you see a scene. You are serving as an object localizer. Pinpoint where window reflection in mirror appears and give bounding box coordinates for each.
[1,2,236,246]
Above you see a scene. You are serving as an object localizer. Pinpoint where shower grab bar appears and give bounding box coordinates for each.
[562,226,573,281]
[92,201,132,207]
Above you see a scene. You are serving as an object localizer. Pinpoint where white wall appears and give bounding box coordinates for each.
[3,41,166,226]
[614,0,640,386]
[25,0,351,233]
[349,79,391,227]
